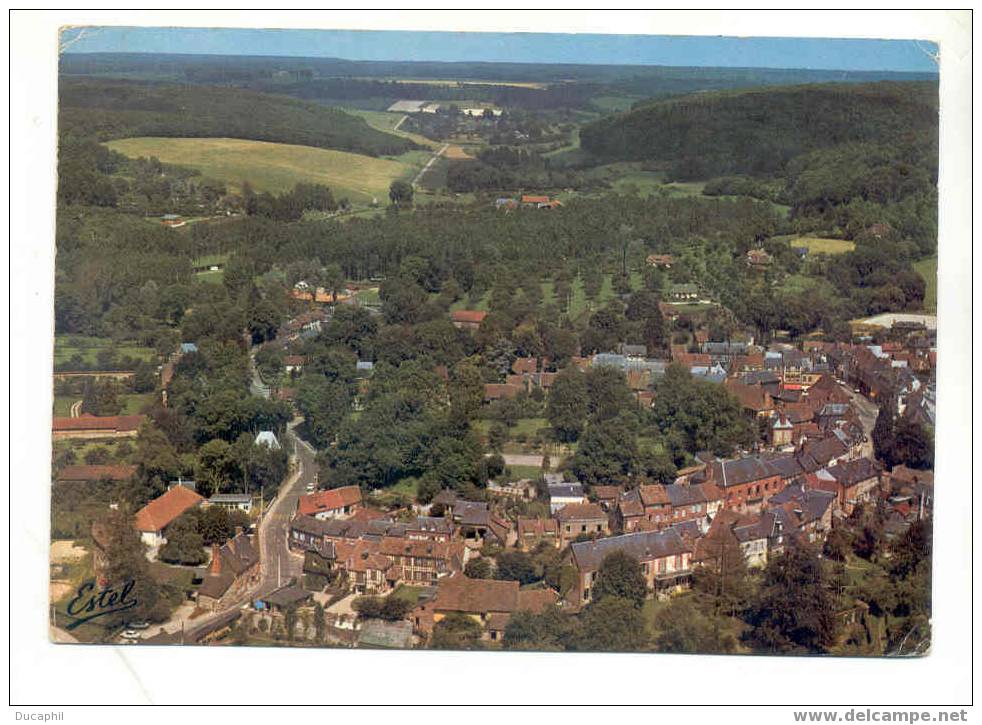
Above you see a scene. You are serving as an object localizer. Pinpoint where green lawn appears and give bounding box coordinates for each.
[121,393,155,414]
[503,464,542,481]
[589,95,639,113]
[913,255,937,312]
[195,269,224,284]
[53,396,78,416]
[54,335,156,366]
[389,584,426,605]
[191,253,229,268]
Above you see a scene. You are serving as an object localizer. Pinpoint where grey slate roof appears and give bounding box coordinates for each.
[713,457,781,487]
[570,529,690,571]
[548,483,585,499]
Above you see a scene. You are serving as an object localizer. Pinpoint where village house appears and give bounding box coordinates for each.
[452,501,510,546]
[207,493,253,514]
[134,485,206,550]
[52,414,146,440]
[746,248,772,268]
[668,283,700,302]
[516,517,560,550]
[412,574,558,642]
[296,485,363,520]
[483,383,523,402]
[197,532,261,611]
[378,537,466,586]
[335,538,399,594]
[699,456,786,514]
[547,480,587,514]
[450,309,488,331]
[724,377,776,418]
[555,502,610,546]
[809,457,882,515]
[645,253,674,268]
[618,482,724,533]
[568,528,694,605]
[591,485,623,512]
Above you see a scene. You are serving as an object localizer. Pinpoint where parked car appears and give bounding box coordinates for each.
[121,629,140,640]
[126,620,150,630]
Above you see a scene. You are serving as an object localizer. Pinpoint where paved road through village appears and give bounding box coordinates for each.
[172,350,317,643]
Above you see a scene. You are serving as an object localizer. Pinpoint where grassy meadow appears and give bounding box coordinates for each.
[913,255,938,311]
[106,137,418,204]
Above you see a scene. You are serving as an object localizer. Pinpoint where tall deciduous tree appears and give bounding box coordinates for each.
[592,551,648,608]
[745,541,838,654]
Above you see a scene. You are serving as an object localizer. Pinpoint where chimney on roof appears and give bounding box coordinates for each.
[210,543,222,576]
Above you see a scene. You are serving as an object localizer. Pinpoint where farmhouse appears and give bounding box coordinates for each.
[451,309,487,330]
[134,485,206,549]
[296,485,363,520]
[52,414,146,440]
[412,574,557,642]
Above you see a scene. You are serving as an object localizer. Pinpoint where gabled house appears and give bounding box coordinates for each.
[516,517,560,550]
[568,528,694,604]
[197,533,261,610]
[450,310,488,330]
[701,456,785,514]
[134,485,206,550]
[412,575,558,642]
[555,502,609,546]
[296,485,363,520]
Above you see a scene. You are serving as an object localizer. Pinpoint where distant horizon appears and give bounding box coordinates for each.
[59,27,940,74]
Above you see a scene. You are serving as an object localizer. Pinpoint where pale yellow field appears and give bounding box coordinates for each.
[789,237,856,255]
[389,78,547,89]
[106,137,415,203]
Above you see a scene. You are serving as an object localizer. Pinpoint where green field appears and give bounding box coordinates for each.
[343,109,437,150]
[106,137,417,204]
[54,335,156,366]
[52,393,153,417]
[786,236,856,255]
[196,270,224,284]
[590,95,639,113]
[192,253,229,269]
[913,255,937,312]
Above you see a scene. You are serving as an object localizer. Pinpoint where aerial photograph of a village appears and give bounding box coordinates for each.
[46,21,942,662]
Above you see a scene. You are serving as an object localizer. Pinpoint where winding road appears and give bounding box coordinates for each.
[157,349,316,644]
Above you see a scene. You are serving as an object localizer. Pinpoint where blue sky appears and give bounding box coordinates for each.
[61,27,939,73]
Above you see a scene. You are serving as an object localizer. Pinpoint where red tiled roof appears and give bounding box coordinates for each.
[521,195,550,204]
[53,414,146,432]
[484,383,522,400]
[512,357,537,374]
[725,378,773,412]
[297,486,363,517]
[134,486,205,533]
[57,464,137,482]
[451,310,488,324]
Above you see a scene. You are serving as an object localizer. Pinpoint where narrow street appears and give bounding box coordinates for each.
[169,349,317,643]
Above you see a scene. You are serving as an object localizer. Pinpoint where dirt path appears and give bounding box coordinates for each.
[412,143,448,188]
[70,399,83,417]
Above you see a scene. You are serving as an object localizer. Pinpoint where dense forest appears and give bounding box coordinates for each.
[59,78,418,156]
[580,82,938,246]
[580,82,938,172]
[61,51,935,104]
